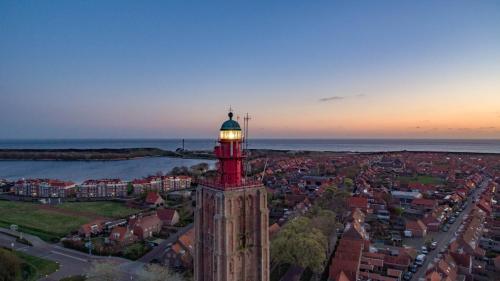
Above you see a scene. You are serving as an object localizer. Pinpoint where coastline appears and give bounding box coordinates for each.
[0,148,215,161]
[0,147,498,162]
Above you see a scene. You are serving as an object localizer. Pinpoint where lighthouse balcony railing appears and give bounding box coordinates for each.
[198,178,262,190]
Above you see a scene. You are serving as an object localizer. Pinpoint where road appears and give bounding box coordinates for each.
[0,222,194,280]
[410,177,490,281]
[0,228,141,280]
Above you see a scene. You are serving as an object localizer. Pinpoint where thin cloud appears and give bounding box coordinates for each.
[319,96,345,102]
[318,94,366,102]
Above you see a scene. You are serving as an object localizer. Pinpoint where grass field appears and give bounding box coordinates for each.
[56,201,140,218]
[0,201,89,241]
[398,175,443,185]
[0,200,140,242]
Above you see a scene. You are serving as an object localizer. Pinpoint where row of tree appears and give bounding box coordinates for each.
[271,185,350,276]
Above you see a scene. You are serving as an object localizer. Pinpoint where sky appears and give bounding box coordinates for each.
[1,1,499,139]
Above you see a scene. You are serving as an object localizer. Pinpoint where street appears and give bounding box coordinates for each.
[0,222,194,280]
[408,178,490,281]
[0,228,139,281]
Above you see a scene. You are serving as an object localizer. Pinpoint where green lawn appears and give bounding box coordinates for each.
[14,250,59,281]
[56,201,140,218]
[0,201,90,241]
[0,200,139,242]
[398,175,443,185]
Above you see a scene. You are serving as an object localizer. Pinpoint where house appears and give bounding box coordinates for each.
[422,206,449,232]
[145,192,164,208]
[162,175,192,191]
[477,198,492,216]
[77,179,127,198]
[109,226,135,245]
[131,176,162,194]
[425,271,444,281]
[329,238,364,281]
[408,183,437,195]
[14,179,76,198]
[156,208,180,226]
[342,221,369,241]
[163,227,195,270]
[406,219,427,237]
[132,214,162,239]
[284,194,306,207]
[347,208,366,225]
[79,219,105,237]
[411,198,438,212]
[391,191,422,206]
[347,196,369,213]
[425,254,460,281]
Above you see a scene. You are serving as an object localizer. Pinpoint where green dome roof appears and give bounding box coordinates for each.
[220,112,241,131]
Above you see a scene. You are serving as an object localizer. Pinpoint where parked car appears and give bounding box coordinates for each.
[409,264,418,273]
[416,254,426,266]
[443,226,449,232]
[430,241,437,250]
[403,271,413,281]
[421,246,428,254]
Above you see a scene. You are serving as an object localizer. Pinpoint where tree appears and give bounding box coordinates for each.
[343,178,354,189]
[190,163,209,175]
[127,182,134,196]
[318,185,350,214]
[136,264,184,281]
[86,261,119,281]
[308,207,338,238]
[0,248,21,281]
[271,217,327,273]
[170,166,190,176]
[393,206,404,217]
[307,207,339,254]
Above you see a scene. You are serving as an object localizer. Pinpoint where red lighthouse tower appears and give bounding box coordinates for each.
[214,111,244,186]
[195,111,270,281]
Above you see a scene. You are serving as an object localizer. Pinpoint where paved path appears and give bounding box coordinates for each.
[410,177,490,281]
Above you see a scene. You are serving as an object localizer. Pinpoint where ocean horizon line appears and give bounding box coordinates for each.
[1,137,499,141]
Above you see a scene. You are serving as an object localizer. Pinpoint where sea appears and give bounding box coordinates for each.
[0,138,498,182]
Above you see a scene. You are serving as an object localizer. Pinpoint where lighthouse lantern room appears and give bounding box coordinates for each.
[214,111,244,187]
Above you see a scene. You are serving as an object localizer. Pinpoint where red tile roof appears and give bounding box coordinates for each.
[347,196,368,209]
[411,198,438,208]
[145,192,162,204]
[156,208,177,223]
[329,239,363,281]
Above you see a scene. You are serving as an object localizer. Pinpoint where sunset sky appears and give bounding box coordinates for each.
[1,1,499,139]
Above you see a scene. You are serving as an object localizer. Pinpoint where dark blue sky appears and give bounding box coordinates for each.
[1,1,499,138]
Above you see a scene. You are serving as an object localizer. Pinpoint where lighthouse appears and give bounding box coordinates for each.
[194,111,270,281]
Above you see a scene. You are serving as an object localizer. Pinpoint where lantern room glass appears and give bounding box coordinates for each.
[219,130,242,140]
